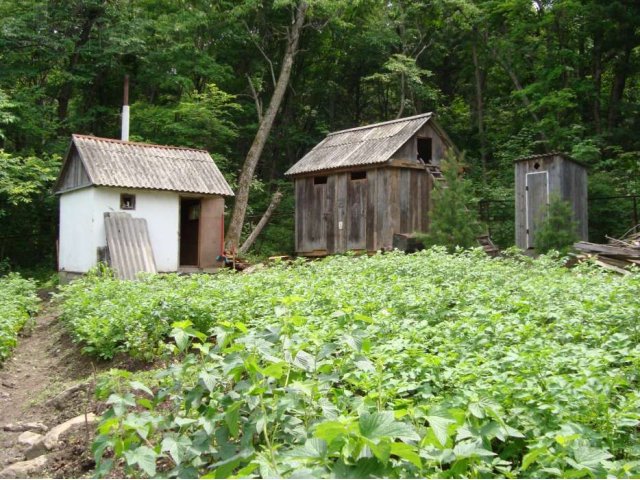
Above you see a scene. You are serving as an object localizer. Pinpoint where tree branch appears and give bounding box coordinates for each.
[246,74,263,123]
[244,21,277,88]
[239,190,283,255]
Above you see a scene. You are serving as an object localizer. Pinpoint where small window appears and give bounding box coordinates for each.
[120,193,136,210]
[350,171,367,181]
[314,176,327,185]
[534,162,541,170]
[417,137,433,163]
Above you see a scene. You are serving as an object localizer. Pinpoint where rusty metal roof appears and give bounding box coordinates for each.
[56,135,234,196]
[285,113,434,176]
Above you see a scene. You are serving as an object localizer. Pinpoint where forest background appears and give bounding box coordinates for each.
[1,0,639,272]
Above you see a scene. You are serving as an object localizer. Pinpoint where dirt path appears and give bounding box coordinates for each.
[0,298,104,477]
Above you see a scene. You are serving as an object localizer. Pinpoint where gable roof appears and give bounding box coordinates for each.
[285,113,449,176]
[54,134,234,196]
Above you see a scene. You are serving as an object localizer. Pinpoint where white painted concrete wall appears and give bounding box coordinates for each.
[92,188,180,272]
[59,188,96,273]
[59,186,180,273]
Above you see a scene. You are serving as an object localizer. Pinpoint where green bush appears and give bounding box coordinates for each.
[418,152,483,251]
[535,195,579,254]
[0,273,39,362]
[59,251,640,477]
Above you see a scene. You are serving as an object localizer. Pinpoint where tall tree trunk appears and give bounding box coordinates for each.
[607,45,632,131]
[57,5,103,127]
[225,1,308,252]
[592,29,602,134]
[471,39,487,181]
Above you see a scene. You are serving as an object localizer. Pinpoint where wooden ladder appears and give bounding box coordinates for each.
[425,164,446,185]
[477,233,499,257]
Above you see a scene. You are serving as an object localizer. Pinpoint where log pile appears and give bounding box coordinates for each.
[574,228,640,274]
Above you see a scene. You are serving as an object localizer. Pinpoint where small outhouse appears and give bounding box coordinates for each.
[514,152,588,250]
[285,113,454,255]
[54,134,234,279]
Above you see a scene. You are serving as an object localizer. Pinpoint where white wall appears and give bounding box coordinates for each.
[59,186,180,273]
[93,188,180,272]
[59,188,96,273]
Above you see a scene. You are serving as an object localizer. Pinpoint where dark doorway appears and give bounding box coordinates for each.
[180,198,200,266]
[417,137,433,163]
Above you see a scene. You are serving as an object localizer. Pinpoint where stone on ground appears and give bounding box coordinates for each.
[2,422,48,434]
[16,431,42,448]
[0,455,48,479]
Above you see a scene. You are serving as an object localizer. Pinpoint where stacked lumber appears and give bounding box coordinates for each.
[574,228,640,274]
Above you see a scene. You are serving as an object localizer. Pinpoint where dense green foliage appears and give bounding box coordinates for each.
[1,0,640,265]
[0,273,39,362]
[418,153,482,251]
[535,195,579,254]
[60,251,640,477]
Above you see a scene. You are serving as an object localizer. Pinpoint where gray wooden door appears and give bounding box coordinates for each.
[347,179,367,250]
[525,171,549,249]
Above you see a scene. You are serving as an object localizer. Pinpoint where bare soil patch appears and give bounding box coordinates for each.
[0,296,139,478]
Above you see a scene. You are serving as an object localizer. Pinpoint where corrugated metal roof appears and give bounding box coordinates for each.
[285,113,434,176]
[514,151,586,167]
[56,135,234,196]
[104,212,157,280]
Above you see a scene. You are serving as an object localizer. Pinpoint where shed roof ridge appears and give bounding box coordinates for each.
[80,143,213,162]
[513,151,585,166]
[327,112,433,136]
[72,134,211,154]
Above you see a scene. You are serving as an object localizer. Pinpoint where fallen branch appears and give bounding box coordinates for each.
[239,190,283,255]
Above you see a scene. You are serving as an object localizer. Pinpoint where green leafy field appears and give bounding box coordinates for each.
[60,250,640,478]
[0,273,39,362]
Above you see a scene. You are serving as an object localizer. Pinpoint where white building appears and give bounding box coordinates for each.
[54,134,234,280]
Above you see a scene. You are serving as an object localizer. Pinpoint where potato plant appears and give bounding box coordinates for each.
[60,249,640,477]
[0,273,39,362]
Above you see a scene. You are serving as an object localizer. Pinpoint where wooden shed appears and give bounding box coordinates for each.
[285,113,454,255]
[514,152,588,250]
[54,135,234,279]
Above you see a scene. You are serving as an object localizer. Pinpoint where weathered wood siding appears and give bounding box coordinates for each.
[57,148,91,193]
[294,166,430,255]
[293,126,446,255]
[515,154,587,249]
[295,177,328,254]
[560,159,589,240]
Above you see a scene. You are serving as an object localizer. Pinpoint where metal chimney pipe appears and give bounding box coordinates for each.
[121,75,130,141]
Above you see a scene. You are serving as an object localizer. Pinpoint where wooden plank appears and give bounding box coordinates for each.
[399,169,410,233]
[375,169,388,250]
[366,169,377,252]
[335,173,348,252]
[295,179,303,252]
[422,169,430,231]
[574,241,640,258]
[58,150,92,192]
[347,177,367,250]
[325,175,336,254]
[409,170,419,232]
[388,169,400,244]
